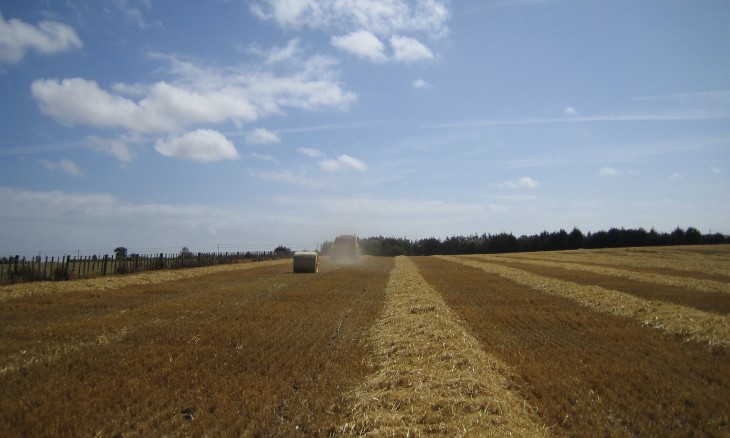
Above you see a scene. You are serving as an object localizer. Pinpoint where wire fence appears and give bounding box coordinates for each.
[0,251,289,285]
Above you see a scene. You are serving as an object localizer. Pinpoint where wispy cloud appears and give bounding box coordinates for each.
[245,128,281,145]
[412,79,431,89]
[599,166,619,176]
[41,159,84,177]
[426,112,730,129]
[319,154,368,172]
[497,176,540,189]
[297,148,367,172]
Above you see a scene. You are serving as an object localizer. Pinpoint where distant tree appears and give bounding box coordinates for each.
[274,245,292,257]
[180,247,193,258]
[568,227,584,249]
[114,247,128,260]
[684,227,702,245]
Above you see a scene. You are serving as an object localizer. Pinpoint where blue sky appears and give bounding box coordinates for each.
[1,0,729,256]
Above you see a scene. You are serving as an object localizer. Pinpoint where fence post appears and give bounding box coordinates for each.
[102,254,108,276]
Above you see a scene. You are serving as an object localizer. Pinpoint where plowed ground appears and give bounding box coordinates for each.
[0,257,393,437]
[412,256,730,437]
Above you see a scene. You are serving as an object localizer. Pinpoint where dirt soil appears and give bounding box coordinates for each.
[412,256,730,437]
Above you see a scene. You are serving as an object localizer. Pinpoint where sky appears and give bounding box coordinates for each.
[1,0,729,256]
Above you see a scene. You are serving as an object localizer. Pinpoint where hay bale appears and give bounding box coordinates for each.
[293,252,318,273]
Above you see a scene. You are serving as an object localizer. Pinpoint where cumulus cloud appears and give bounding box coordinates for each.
[319,154,368,172]
[390,35,434,62]
[331,30,386,62]
[498,176,539,189]
[154,129,240,162]
[599,166,619,176]
[32,56,355,133]
[564,106,577,115]
[245,128,281,145]
[31,52,356,163]
[41,159,84,177]
[0,12,82,64]
[252,0,447,64]
[250,0,450,38]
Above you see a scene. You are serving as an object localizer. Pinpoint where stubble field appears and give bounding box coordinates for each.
[1,246,728,436]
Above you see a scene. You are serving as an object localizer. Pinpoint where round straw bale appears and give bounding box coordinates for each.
[293,252,318,273]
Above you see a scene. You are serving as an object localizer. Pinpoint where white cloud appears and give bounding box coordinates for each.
[319,154,368,172]
[245,128,281,145]
[331,30,387,62]
[711,166,721,174]
[411,79,431,89]
[251,152,277,162]
[669,173,685,181]
[599,166,619,176]
[249,38,302,64]
[31,54,356,135]
[41,159,84,177]
[564,106,577,115]
[86,134,138,163]
[154,129,240,162]
[0,12,82,64]
[390,35,434,62]
[297,147,325,159]
[250,0,450,38]
[498,176,540,189]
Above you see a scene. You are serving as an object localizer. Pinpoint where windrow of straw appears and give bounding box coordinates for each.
[505,246,730,277]
[0,259,290,302]
[479,255,729,294]
[341,256,547,437]
[442,256,730,348]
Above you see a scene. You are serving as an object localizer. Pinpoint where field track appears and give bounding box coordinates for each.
[1,245,728,436]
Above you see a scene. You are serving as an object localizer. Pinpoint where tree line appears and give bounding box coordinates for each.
[347,227,728,257]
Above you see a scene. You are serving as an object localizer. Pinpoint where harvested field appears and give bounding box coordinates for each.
[471,257,730,314]
[0,257,392,436]
[1,245,728,436]
[413,256,730,437]
[342,257,547,436]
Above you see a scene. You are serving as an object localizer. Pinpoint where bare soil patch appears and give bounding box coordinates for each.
[413,256,730,437]
[0,257,392,436]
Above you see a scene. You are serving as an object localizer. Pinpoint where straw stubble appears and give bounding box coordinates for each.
[341,256,547,437]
